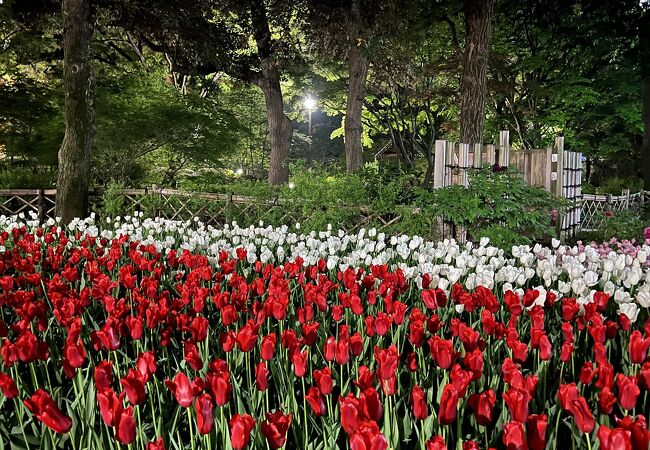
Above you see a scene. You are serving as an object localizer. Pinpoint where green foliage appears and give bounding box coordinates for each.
[98,166,565,249]
[0,165,56,189]
[101,182,127,218]
[430,167,558,247]
[574,209,648,243]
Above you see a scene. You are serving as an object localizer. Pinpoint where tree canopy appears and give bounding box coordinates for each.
[0,0,648,194]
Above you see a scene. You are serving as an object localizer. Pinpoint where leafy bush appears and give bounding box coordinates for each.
[430,166,559,248]
[95,165,564,250]
[0,166,56,188]
[574,208,648,243]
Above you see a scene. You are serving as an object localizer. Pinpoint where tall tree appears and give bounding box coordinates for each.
[250,0,293,184]
[459,0,493,144]
[111,0,296,185]
[343,0,368,172]
[56,0,95,222]
[641,2,650,190]
[303,0,401,172]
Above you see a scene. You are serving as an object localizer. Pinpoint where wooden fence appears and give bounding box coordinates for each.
[0,131,645,241]
[433,132,584,239]
[0,189,56,222]
[581,190,649,231]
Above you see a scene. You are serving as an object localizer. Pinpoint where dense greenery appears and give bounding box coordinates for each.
[101,165,561,248]
[1,0,648,191]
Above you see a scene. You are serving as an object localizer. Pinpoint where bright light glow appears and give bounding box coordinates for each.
[235,168,243,175]
[303,96,316,110]
[288,182,295,189]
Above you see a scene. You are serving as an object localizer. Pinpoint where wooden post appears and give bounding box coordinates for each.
[622,189,630,209]
[433,140,446,189]
[459,143,470,187]
[473,144,482,168]
[446,141,456,186]
[545,146,553,191]
[37,189,46,223]
[486,144,496,165]
[499,130,510,166]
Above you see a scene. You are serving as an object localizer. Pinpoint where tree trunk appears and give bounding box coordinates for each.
[641,77,650,190]
[642,9,650,190]
[459,0,493,144]
[251,0,292,185]
[344,0,367,173]
[56,0,95,223]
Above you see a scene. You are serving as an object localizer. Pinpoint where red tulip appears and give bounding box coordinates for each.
[350,333,363,356]
[120,369,146,405]
[467,390,495,426]
[184,342,204,371]
[147,437,166,450]
[374,345,399,380]
[136,351,157,382]
[261,411,292,449]
[616,374,640,410]
[425,436,448,450]
[429,336,455,370]
[292,348,308,377]
[256,361,269,391]
[23,389,72,434]
[261,333,276,360]
[236,322,258,352]
[579,362,596,385]
[305,387,327,416]
[526,414,547,450]
[229,414,256,450]
[349,421,388,450]
[115,405,136,445]
[0,372,19,398]
[458,323,479,352]
[301,322,320,346]
[324,336,336,361]
[438,384,458,425]
[616,415,650,450]
[97,389,123,427]
[503,388,529,423]
[206,368,232,407]
[359,387,382,421]
[374,312,392,335]
[560,342,573,362]
[94,360,114,392]
[165,373,194,407]
[195,393,214,435]
[569,396,595,433]
[313,367,333,395]
[411,385,429,420]
[538,334,552,361]
[596,362,615,389]
[125,315,143,340]
[337,339,350,365]
[340,394,362,434]
[502,421,527,450]
[63,339,86,369]
[422,288,445,310]
[189,316,209,342]
[629,331,650,364]
[219,331,236,352]
[598,387,617,414]
[638,361,650,390]
[450,364,472,397]
[354,366,376,391]
[597,426,632,450]
[463,349,484,381]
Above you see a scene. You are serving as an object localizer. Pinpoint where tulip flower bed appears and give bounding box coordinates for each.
[0,215,649,450]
